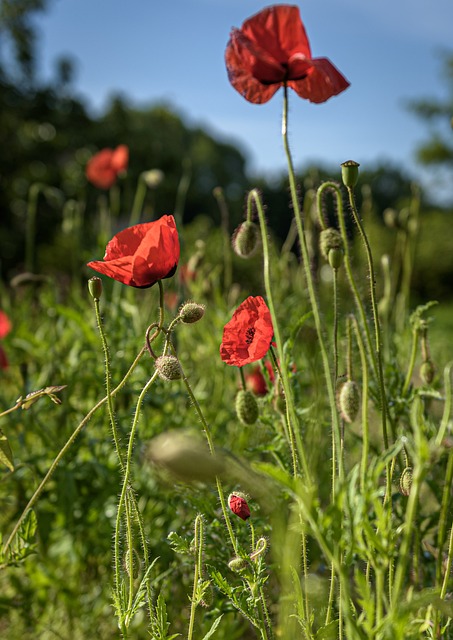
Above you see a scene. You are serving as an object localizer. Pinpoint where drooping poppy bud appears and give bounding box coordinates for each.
[399,467,413,497]
[232,221,259,258]
[235,390,259,425]
[179,301,205,324]
[228,492,251,520]
[338,380,360,423]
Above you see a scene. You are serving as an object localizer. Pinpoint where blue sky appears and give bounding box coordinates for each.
[35,0,453,199]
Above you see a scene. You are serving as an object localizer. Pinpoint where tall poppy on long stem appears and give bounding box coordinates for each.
[87,215,180,288]
[225,4,349,104]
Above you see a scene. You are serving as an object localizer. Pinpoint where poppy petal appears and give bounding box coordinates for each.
[289,57,350,103]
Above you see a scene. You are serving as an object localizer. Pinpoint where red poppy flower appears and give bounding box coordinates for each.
[0,310,11,340]
[246,360,275,396]
[86,144,129,189]
[225,5,350,104]
[228,493,251,520]
[87,215,180,288]
[220,296,274,367]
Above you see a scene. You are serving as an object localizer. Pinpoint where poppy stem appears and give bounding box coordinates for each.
[247,188,310,483]
[2,345,147,556]
[281,84,343,483]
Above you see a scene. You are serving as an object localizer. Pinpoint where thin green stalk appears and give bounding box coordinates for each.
[345,186,392,505]
[176,358,238,555]
[350,316,370,494]
[316,181,377,381]
[281,86,342,482]
[25,183,41,273]
[402,326,419,396]
[188,515,204,640]
[440,523,453,600]
[213,187,233,294]
[436,450,453,587]
[249,189,308,482]
[3,346,146,555]
[128,173,149,226]
[435,361,453,447]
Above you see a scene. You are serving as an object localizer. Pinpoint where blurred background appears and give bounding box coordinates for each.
[0,0,452,298]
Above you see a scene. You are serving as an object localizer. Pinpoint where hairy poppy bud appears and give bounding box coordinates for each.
[147,430,225,482]
[420,360,435,385]
[88,276,103,300]
[155,355,182,381]
[179,301,205,324]
[228,556,248,572]
[341,160,360,188]
[399,467,413,497]
[232,221,260,258]
[228,492,251,520]
[235,390,259,425]
[338,380,360,423]
[319,228,344,269]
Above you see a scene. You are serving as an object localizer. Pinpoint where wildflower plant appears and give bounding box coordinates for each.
[2,4,453,640]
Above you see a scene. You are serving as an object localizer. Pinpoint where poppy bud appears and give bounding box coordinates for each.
[228,556,248,572]
[147,430,225,482]
[179,301,205,324]
[123,548,141,579]
[341,160,360,188]
[319,228,344,269]
[142,169,164,189]
[235,390,259,425]
[232,221,259,258]
[155,355,182,381]
[88,276,103,300]
[399,467,413,497]
[228,492,251,520]
[420,360,435,385]
[338,380,360,423]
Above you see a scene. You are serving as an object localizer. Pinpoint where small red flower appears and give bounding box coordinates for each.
[228,493,251,520]
[0,310,12,340]
[87,215,180,288]
[246,360,275,396]
[225,5,350,104]
[86,144,129,189]
[220,296,274,367]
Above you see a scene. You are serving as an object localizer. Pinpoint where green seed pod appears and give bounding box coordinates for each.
[420,360,435,385]
[328,247,344,270]
[155,355,182,381]
[399,467,413,497]
[232,221,260,258]
[179,301,205,324]
[341,160,360,188]
[236,390,259,425]
[88,276,103,300]
[338,380,360,423]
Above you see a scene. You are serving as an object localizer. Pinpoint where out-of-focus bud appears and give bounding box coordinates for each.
[146,430,224,482]
[338,380,360,423]
[142,169,164,188]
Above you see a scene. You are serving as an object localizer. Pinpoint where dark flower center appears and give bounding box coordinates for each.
[245,327,256,344]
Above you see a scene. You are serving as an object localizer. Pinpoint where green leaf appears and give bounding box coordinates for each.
[200,614,223,640]
[0,430,14,471]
